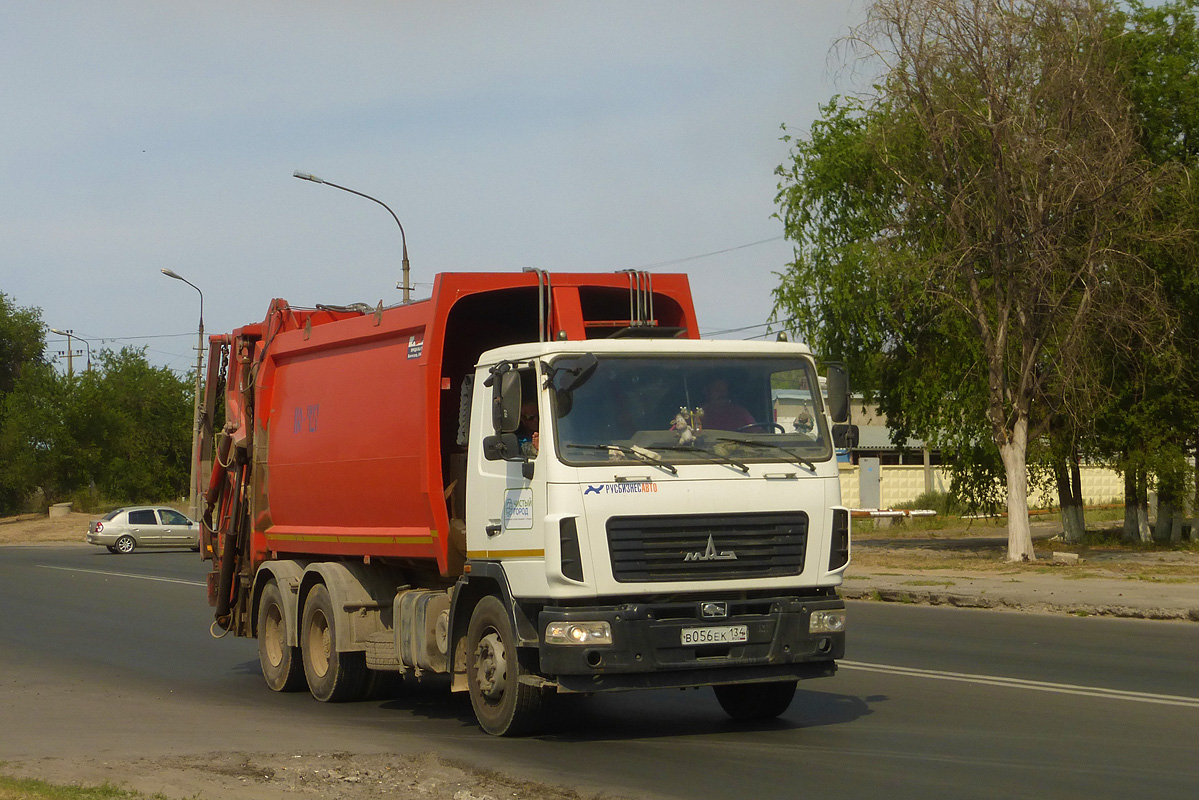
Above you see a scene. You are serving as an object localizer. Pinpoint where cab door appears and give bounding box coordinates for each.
[467,365,548,564]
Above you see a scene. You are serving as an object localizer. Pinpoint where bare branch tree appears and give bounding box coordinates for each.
[847,0,1170,560]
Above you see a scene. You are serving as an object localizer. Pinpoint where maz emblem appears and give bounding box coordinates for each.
[684,534,737,562]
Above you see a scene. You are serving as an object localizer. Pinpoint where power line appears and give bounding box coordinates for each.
[76,332,194,342]
[702,317,799,338]
[621,235,785,272]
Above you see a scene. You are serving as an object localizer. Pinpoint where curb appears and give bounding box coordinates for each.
[840,585,1199,622]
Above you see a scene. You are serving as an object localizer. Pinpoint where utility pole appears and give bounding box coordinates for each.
[50,328,76,378]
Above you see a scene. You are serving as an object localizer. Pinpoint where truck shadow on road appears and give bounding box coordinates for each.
[225,666,880,741]
[534,688,877,742]
[368,679,878,741]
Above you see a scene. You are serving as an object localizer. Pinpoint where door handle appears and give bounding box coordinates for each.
[485,524,501,537]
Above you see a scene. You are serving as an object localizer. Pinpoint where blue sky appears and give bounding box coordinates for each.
[2,1,862,375]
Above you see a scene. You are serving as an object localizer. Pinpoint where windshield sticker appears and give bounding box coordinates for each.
[584,483,658,495]
[502,488,534,530]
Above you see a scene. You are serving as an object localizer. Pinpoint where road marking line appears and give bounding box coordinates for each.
[38,565,206,587]
[840,660,1199,708]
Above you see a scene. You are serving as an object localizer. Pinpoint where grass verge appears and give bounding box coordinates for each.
[0,774,159,800]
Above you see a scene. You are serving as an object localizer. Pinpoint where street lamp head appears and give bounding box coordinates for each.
[291,170,412,303]
[161,268,183,280]
[50,327,69,336]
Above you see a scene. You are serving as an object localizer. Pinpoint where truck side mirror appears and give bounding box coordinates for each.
[826,363,850,424]
[483,432,521,461]
[833,424,859,449]
[492,370,521,434]
[554,353,598,393]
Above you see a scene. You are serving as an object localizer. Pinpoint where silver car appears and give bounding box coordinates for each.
[86,506,200,554]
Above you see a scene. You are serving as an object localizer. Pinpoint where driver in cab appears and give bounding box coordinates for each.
[701,377,753,431]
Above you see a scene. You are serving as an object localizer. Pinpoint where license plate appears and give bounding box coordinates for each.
[681,625,748,645]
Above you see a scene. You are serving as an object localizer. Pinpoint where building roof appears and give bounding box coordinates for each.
[854,424,925,451]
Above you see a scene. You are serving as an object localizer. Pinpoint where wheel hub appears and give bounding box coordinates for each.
[307,611,331,677]
[263,607,284,667]
[474,631,507,702]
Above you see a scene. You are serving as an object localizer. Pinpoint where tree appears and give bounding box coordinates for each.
[0,294,49,512]
[87,347,193,502]
[1102,0,1199,541]
[775,0,1175,560]
[0,337,192,512]
[0,293,45,396]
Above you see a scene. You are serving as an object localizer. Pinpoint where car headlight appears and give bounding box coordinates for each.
[809,610,846,634]
[545,621,612,646]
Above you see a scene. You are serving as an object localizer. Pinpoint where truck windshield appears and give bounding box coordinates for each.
[551,355,833,468]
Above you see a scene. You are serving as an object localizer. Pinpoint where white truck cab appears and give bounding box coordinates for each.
[459,338,849,726]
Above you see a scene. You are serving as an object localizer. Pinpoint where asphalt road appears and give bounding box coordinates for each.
[1,545,1197,799]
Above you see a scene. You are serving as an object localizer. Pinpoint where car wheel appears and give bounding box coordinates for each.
[114,535,136,554]
[713,680,797,721]
[258,580,305,692]
[466,595,546,736]
[300,583,367,702]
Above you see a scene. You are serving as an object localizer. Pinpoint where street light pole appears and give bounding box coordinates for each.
[161,269,204,522]
[292,171,412,303]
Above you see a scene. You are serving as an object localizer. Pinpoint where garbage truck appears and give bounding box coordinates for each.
[197,269,850,735]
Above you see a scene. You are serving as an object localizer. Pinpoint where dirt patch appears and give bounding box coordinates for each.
[4,751,621,800]
[0,512,93,545]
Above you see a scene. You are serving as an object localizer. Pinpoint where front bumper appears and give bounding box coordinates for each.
[537,594,844,693]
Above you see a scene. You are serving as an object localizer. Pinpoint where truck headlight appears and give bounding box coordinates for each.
[809,610,846,634]
[545,621,612,645]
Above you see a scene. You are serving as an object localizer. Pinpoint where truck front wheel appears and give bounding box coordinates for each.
[466,595,545,736]
[301,584,367,702]
[258,580,305,692]
[713,680,798,721]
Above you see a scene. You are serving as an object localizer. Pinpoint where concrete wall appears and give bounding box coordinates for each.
[837,464,1124,510]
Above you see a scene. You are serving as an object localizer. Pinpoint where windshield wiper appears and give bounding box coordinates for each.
[716,437,816,472]
[655,444,749,474]
[568,443,678,475]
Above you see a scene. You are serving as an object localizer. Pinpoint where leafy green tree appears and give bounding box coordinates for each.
[0,363,77,509]
[0,293,45,396]
[0,294,49,511]
[87,347,193,503]
[0,336,192,511]
[1100,0,1199,541]
[775,0,1178,560]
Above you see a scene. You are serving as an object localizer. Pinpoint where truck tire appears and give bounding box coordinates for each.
[713,680,798,721]
[465,595,545,736]
[301,583,367,702]
[257,580,305,692]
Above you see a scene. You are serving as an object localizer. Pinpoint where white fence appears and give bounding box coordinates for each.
[838,464,1125,510]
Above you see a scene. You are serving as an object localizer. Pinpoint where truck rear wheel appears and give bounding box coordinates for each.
[713,680,798,721]
[466,595,545,736]
[301,584,367,702]
[257,580,305,692]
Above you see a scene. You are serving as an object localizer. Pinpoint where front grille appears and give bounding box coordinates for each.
[607,512,808,582]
